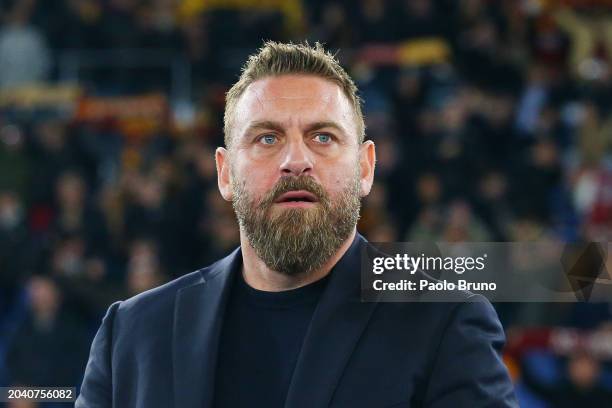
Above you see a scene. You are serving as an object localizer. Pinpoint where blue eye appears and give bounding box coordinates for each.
[314,133,332,144]
[260,134,277,145]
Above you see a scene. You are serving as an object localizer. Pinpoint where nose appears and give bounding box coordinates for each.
[279,137,313,176]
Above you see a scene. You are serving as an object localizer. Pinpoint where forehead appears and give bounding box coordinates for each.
[233,74,356,135]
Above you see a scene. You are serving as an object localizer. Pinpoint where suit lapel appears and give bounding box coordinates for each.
[172,248,240,408]
[284,234,379,408]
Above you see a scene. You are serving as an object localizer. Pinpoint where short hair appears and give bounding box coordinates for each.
[223,41,365,148]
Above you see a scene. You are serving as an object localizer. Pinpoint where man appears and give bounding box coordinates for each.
[77,42,518,407]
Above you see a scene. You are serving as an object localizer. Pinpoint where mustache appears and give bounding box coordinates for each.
[259,176,329,209]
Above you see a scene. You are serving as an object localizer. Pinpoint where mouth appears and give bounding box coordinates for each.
[274,190,319,208]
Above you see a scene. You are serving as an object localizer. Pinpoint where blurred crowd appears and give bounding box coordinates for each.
[1,0,612,406]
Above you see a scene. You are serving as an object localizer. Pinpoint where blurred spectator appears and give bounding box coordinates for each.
[7,399,39,408]
[53,171,109,256]
[0,0,50,88]
[50,0,106,49]
[28,119,81,209]
[473,170,513,241]
[398,0,447,39]
[126,239,165,296]
[553,6,612,81]
[0,124,29,199]
[6,276,88,387]
[441,199,491,242]
[520,350,612,407]
[512,138,562,223]
[308,2,353,49]
[355,0,396,43]
[516,65,551,136]
[51,233,123,321]
[0,191,30,312]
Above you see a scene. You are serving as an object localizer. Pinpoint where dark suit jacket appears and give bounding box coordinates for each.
[76,234,518,407]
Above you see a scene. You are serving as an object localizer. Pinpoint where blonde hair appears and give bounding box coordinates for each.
[223,41,365,147]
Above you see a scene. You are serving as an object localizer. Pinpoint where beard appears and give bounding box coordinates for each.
[231,168,361,277]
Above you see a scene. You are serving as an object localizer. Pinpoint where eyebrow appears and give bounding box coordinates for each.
[245,120,348,136]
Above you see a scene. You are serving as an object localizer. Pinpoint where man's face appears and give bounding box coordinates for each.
[216,74,375,276]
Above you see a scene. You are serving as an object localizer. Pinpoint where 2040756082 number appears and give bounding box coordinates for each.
[2,387,75,402]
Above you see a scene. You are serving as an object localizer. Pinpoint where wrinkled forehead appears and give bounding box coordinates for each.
[233,75,356,135]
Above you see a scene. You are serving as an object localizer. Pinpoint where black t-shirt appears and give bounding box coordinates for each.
[212,268,330,407]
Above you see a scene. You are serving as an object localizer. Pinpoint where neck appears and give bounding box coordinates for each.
[240,228,356,291]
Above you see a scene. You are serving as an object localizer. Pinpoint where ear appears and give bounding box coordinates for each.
[358,140,376,197]
[215,147,233,201]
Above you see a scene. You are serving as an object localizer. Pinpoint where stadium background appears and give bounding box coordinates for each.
[0,0,612,406]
